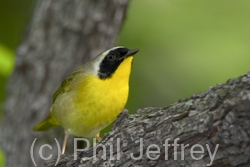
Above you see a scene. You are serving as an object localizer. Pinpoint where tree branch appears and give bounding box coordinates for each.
[46,72,250,167]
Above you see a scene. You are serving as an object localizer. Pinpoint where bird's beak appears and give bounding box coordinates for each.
[120,48,140,60]
[126,48,140,57]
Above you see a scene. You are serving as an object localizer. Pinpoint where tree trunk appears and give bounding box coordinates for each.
[46,72,250,167]
[0,0,130,166]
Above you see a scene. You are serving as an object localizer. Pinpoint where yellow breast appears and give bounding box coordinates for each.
[52,56,133,137]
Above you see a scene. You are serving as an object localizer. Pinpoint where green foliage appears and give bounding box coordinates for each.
[0,148,5,167]
[0,0,34,49]
[0,0,34,164]
[0,44,14,76]
[118,0,250,111]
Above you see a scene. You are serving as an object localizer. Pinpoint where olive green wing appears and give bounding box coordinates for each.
[52,68,85,102]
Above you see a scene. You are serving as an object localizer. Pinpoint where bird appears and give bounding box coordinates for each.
[33,46,139,154]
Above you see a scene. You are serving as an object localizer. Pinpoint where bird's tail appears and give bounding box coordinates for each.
[33,114,60,131]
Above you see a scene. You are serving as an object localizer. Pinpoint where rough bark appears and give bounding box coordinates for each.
[46,72,250,167]
[0,0,130,166]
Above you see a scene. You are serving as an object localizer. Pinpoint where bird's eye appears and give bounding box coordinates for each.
[107,54,116,61]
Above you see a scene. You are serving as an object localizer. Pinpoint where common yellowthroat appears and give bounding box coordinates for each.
[33,46,139,154]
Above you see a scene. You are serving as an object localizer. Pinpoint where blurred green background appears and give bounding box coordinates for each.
[1,0,250,166]
[119,0,250,112]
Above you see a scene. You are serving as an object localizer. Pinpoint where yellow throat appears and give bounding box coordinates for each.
[54,56,134,137]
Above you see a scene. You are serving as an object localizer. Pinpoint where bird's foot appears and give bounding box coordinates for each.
[94,133,102,141]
